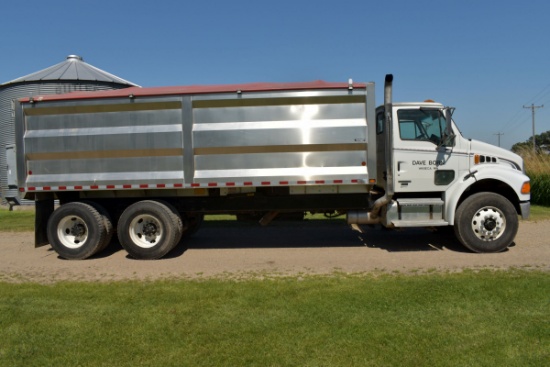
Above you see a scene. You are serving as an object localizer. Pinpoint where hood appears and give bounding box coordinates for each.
[469,139,524,171]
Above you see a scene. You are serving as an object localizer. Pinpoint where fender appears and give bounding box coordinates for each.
[443,165,530,225]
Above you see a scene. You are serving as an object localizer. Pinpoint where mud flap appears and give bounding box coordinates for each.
[35,194,55,248]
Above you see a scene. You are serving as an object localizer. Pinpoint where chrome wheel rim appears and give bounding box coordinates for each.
[57,215,88,249]
[471,206,506,241]
[129,214,164,248]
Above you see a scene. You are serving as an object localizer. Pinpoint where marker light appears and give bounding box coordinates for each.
[521,182,531,194]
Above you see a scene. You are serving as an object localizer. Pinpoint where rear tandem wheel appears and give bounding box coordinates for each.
[117,200,183,259]
[47,202,109,260]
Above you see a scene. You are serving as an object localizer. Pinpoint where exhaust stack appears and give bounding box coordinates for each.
[347,74,395,225]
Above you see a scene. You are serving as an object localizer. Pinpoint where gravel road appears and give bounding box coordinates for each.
[1,219,548,282]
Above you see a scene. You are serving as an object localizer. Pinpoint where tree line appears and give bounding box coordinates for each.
[511,130,550,153]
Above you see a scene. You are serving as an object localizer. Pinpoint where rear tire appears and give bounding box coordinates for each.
[83,201,114,253]
[454,192,518,253]
[117,200,183,259]
[182,214,203,238]
[47,202,107,260]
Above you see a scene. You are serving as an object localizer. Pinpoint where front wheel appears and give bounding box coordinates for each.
[454,192,518,253]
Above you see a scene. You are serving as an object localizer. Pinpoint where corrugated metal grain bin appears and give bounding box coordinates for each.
[0,55,138,205]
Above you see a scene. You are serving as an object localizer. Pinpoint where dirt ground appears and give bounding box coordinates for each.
[0,219,549,283]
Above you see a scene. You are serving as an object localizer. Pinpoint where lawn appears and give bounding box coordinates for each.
[0,271,548,366]
[1,205,549,232]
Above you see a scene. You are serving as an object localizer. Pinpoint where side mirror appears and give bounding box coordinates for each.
[438,108,456,148]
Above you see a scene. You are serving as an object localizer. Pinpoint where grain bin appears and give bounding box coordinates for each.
[0,55,138,206]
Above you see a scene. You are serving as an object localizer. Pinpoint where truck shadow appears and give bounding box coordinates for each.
[355,226,470,253]
[92,220,474,260]
[162,220,471,258]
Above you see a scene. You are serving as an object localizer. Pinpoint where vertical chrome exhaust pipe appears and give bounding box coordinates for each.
[383,74,394,198]
[347,74,395,225]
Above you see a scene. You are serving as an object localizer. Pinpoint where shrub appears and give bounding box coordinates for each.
[517,148,550,206]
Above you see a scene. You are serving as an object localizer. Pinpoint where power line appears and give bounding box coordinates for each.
[523,104,544,152]
[530,82,550,105]
[494,132,504,147]
[499,82,550,133]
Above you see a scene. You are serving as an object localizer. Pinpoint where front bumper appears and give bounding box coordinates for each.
[520,201,530,220]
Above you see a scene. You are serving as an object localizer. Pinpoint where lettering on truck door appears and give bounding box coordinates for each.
[392,108,459,192]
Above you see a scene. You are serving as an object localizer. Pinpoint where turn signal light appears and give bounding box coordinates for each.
[521,182,531,194]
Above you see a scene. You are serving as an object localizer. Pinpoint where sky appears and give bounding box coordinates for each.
[1,0,549,150]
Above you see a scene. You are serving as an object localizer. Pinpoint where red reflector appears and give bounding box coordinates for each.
[107,185,115,189]
[75,186,83,190]
[156,184,166,188]
[315,180,325,184]
[191,183,200,187]
[123,184,132,189]
[139,184,148,188]
[244,182,253,186]
[279,181,289,185]
[261,182,270,185]
[174,183,183,188]
[59,186,67,190]
[208,183,218,187]
[19,188,25,192]
[298,181,307,184]
[91,185,99,189]
[333,180,343,184]
[28,187,36,191]
[43,186,51,191]
[225,182,235,186]
[351,179,359,183]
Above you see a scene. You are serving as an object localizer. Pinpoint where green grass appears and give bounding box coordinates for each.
[0,271,548,366]
[2,204,550,232]
[0,207,35,231]
[530,204,550,220]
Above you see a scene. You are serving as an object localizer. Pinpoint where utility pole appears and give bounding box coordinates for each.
[494,132,504,147]
[523,103,544,152]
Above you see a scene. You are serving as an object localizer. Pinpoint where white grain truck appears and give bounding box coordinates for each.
[7,75,530,259]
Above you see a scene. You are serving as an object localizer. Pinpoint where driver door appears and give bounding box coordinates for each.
[392,108,458,193]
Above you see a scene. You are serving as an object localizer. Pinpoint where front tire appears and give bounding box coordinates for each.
[47,202,108,259]
[454,192,518,253]
[117,200,183,259]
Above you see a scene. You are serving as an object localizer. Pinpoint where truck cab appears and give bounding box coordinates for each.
[363,82,530,253]
[376,101,465,194]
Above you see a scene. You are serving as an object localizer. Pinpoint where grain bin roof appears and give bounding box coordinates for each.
[1,55,139,87]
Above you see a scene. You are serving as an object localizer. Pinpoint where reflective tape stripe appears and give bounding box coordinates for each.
[21,179,366,192]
